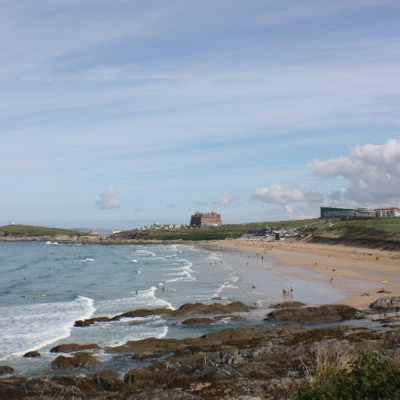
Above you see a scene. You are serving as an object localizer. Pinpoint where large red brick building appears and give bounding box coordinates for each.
[190,212,222,227]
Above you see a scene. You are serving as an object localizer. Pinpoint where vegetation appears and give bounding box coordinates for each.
[117,219,321,241]
[0,224,82,237]
[2,218,400,243]
[302,218,400,243]
[297,352,400,400]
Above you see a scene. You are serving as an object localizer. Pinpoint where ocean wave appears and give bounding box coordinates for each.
[96,286,175,317]
[0,296,95,360]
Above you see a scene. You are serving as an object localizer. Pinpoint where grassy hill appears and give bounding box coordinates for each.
[0,224,83,237]
[2,219,400,244]
[301,218,400,244]
[117,219,321,241]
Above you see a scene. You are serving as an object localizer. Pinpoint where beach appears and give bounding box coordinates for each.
[210,238,400,308]
[2,239,400,398]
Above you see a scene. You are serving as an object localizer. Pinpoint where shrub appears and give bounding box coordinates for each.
[297,352,400,400]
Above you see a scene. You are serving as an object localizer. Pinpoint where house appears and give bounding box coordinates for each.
[190,212,222,227]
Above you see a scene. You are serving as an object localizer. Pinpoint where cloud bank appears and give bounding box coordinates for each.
[252,139,400,216]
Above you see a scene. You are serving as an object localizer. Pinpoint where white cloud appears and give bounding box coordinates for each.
[252,185,304,205]
[253,139,400,217]
[306,139,400,205]
[212,196,237,207]
[96,188,120,209]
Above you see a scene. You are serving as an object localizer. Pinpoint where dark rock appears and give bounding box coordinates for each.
[51,352,99,370]
[370,296,400,310]
[107,337,183,358]
[92,370,127,392]
[270,301,305,309]
[265,304,364,323]
[0,365,14,375]
[51,343,100,353]
[112,308,176,321]
[2,322,400,399]
[0,375,128,399]
[76,301,252,327]
[182,318,216,325]
[74,316,111,327]
[23,350,41,358]
[177,301,251,314]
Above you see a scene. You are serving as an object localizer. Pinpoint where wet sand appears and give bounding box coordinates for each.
[205,238,400,309]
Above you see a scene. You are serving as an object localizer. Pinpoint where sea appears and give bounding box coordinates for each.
[0,241,345,377]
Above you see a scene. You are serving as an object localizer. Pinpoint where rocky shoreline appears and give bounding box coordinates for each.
[0,234,188,245]
[1,299,399,399]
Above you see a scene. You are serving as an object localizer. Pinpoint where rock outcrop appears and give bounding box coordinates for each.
[75,301,252,327]
[181,317,216,325]
[2,323,400,399]
[0,365,14,376]
[23,351,41,358]
[50,343,100,353]
[265,304,364,323]
[51,352,99,370]
[370,296,400,310]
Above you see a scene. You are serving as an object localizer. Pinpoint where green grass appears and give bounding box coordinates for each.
[302,218,400,242]
[3,218,400,243]
[297,352,400,400]
[117,219,321,241]
[0,224,83,237]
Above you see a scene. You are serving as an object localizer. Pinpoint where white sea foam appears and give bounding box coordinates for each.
[77,258,95,262]
[0,296,95,360]
[97,286,175,317]
[213,281,239,298]
[76,317,169,347]
[164,262,196,282]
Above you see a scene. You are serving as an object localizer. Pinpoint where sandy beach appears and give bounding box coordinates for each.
[209,238,400,309]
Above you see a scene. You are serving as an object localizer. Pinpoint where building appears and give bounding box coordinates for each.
[321,206,400,219]
[355,208,376,218]
[320,207,356,219]
[376,207,400,217]
[190,212,222,227]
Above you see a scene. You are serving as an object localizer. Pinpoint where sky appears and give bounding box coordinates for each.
[1,0,400,230]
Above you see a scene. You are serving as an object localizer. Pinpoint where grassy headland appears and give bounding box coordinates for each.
[116,219,321,241]
[0,224,83,237]
[301,218,400,245]
[1,218,400,246]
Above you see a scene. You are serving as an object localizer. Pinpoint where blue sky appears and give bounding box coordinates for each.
[1,0,400,229]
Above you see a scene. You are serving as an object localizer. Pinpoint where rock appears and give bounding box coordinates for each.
[51,343,100,353]
[0,365,14,375]
[107,337,183,358]
[76,301,252,327]
[0,375,128,399]
[51,352,99,370]
[112,308,176,321]
[23,350,41,358]
[177,301,251,314]
[270,301,305,309]
[74,316,111,327]
[265,304,364,323]
[370,296,400,310]
[92,370,127,392]
[2,322,400,399]
[182,318,215,325]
